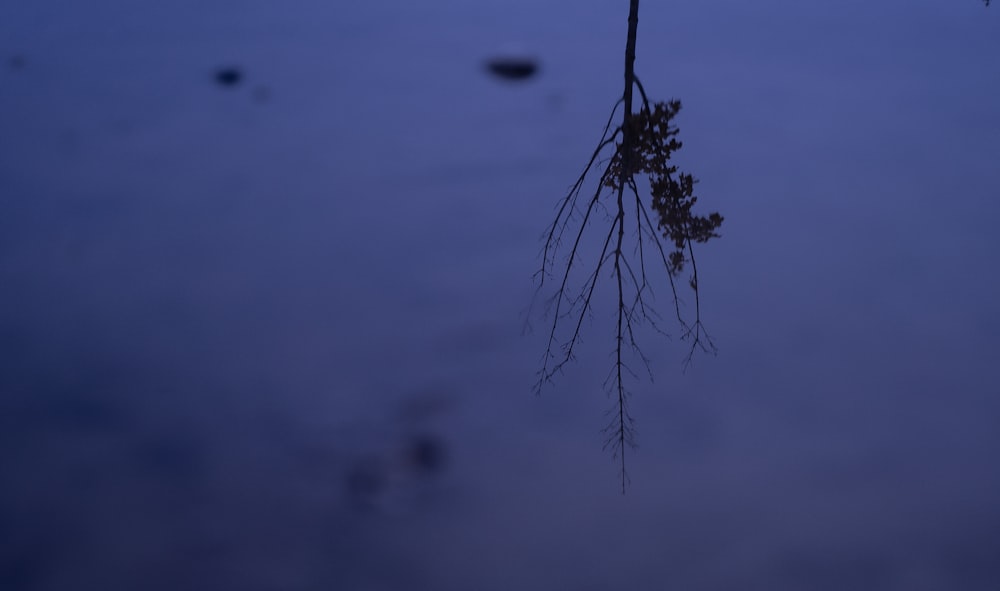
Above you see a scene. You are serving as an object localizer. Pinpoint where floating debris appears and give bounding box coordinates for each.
[407,434,446,474]
[213,66,243,87]
[485,56,539,81]
[343,434,449,514]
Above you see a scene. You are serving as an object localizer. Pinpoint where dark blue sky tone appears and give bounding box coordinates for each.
[1,1,999,589]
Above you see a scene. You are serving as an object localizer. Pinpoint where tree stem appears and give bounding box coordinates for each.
[614,0,640,494]
[621,0,639,178]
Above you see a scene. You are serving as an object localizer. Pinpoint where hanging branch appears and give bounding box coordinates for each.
[532,0,723,492]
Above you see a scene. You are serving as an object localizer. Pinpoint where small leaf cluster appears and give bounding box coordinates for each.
[606,100,724,274]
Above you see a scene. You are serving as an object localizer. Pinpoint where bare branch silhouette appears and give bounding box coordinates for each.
[532,0,723,492]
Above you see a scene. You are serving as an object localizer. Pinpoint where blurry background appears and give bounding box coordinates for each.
[1,0,999,589]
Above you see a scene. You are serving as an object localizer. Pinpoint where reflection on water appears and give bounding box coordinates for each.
[2,0,1000,589]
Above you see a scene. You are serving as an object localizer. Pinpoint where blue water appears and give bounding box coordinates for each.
[2,1,999,589]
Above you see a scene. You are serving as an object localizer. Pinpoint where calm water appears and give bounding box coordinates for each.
[2,1,999,589]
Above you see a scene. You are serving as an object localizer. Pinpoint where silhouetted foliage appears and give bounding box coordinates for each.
[605,98,723,275]
[532,0,722,492]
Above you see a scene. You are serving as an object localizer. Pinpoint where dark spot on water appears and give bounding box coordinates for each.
[44,394,125,433]
[214,66,242,87]
[8,54,25,70]
[408,435,446,474]
[345,459,383,510]
[0,546,45,590]
[485,57,538,81]
[0,557,41,589]
[136,436,204,480]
